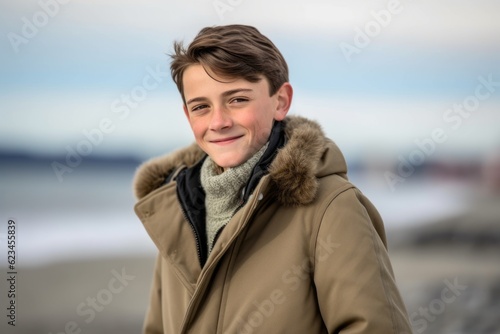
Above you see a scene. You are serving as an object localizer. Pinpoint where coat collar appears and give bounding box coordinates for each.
[133,115,348,206]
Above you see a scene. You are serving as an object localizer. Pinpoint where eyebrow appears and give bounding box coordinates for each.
[186,88,254,105]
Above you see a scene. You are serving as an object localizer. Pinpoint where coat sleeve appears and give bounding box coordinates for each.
[142,254,164,334]
[313,188,412,334]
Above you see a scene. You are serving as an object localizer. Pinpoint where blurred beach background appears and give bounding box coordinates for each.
[1,0,499,333]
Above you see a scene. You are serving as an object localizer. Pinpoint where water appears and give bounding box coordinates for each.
[0,159,471,267]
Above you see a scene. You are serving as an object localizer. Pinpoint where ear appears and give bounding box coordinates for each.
[273,82,293,121]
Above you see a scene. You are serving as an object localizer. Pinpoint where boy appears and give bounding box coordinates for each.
[134,24,412,333]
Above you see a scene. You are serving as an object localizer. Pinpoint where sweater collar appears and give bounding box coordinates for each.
[200,141,269,199]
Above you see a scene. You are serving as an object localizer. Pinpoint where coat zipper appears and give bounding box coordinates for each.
[179,200,203,266]
[180,186,264,333]
[175,167,205,267]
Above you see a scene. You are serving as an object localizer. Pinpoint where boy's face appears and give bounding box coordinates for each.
[182,64,292,170]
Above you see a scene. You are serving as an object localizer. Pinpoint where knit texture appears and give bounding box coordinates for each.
[201,143,269,252]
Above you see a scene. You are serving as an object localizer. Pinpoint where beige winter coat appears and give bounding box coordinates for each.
[133,116,412,333]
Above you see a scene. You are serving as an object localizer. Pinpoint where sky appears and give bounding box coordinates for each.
[1,0,500,161]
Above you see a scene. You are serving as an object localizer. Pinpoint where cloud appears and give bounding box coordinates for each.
[2,0,499,158]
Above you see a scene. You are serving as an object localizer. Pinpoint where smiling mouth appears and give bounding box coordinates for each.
[210,135,244,144]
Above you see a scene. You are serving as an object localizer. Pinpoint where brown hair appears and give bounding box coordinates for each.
[170,24,289,104]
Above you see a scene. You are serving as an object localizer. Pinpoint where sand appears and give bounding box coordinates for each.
[2,195,499,334]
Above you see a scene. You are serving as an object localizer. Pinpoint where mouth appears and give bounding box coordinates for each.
[210,135,244,145]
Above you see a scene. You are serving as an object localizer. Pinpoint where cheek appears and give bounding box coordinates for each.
[189,120,205,139]
[246,117,272,146]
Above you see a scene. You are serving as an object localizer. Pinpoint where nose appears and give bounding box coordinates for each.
[209,106,232,131]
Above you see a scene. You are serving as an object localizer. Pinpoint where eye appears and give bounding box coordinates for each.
[230,97,249,104]
[192,104,209,112]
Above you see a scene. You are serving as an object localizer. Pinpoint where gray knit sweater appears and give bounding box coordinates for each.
[200,143,269,252]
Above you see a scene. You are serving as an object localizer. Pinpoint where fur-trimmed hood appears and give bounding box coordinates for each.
[133,115,348,206]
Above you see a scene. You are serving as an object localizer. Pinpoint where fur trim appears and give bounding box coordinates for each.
[133,143,205,199]
[268,116,326,206]
[133,115,346,205]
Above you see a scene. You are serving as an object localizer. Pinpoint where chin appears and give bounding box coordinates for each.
[213,155,245,170]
